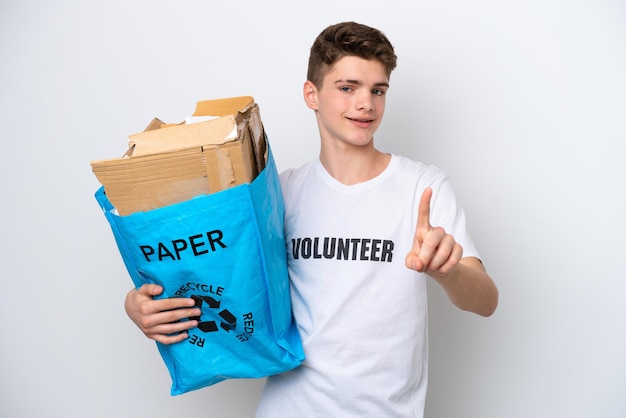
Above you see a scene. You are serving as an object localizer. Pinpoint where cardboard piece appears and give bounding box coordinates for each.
[91,96,267,216]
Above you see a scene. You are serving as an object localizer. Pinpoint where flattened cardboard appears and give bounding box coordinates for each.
[91,96,265,216]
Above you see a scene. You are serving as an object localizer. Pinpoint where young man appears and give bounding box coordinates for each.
[125,21,498,417]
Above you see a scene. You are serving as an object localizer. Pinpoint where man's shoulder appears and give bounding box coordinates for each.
[390,154,447,183]
[279,160,316,185]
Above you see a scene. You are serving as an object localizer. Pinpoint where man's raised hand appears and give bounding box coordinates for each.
[405,187,463,276]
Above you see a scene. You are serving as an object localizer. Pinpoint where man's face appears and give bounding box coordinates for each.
[306,56,389,150]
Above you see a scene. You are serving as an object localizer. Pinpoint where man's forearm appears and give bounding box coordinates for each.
[430,257,499,317]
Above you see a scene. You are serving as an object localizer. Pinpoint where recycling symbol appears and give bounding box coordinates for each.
[191,295,237,333]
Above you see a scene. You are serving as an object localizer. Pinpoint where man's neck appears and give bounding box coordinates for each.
[319,144,391,185]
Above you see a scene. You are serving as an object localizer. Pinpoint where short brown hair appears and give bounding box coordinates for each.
[307,21,398,88]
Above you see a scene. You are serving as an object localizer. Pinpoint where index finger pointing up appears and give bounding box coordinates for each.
[417,187,433,232]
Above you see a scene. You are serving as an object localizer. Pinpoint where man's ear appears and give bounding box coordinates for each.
[303,80,319,110]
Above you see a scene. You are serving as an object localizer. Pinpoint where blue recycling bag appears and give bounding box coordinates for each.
[95,148,304,395]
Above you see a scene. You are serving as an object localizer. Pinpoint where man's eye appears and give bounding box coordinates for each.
[372,89,385,96]
[340,86,352,93]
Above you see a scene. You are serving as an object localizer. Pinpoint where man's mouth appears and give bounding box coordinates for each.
[347,116,375,124]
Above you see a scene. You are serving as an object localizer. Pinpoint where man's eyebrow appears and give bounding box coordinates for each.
[334,79,390,88]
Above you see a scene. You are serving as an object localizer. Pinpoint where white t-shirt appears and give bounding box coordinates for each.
[255,154,479,417]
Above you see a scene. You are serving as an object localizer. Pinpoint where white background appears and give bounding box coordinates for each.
[1,1,625,417]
